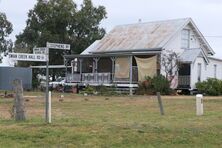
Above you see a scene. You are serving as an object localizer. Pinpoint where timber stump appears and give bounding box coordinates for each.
[13,79,26,121]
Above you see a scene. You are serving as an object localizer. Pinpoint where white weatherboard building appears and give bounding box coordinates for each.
[64,18,222,92]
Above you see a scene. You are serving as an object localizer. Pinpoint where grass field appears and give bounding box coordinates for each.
[0,92,222,147]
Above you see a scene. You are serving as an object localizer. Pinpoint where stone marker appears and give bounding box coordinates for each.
[196,94,204,116]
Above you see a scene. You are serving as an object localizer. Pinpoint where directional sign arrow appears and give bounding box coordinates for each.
[46,42,70,50]
[9,53,48,62]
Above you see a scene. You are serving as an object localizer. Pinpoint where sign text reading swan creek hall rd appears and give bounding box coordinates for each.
[47,42,70,50]
[9,53,48,62]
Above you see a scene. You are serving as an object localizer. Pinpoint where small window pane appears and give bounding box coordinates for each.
[181,29,190,49]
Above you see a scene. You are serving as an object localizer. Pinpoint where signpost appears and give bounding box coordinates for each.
[47,42,70,50]
[9,53,47,62]
[45,42,70,123]
[33,47,48,55]
[9,42,70,124]
[9,51,49,123]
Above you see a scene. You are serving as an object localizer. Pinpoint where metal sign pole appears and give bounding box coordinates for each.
[44,42,70,123]
[45,52,49,123]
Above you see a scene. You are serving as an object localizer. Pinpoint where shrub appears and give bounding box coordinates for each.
[136,77,154,95]
[96,85,118,96]
[196,78,222,96]
[136,75,172,95]
[82,85,96,95]
[81,85,118,96]
[151,75,171,95]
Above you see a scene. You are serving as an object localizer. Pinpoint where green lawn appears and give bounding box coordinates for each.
[0,92,222,147]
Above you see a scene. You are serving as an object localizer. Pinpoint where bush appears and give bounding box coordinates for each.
[151,75,172,95]
[81,85,118,96]
[136,75,172,95]
[96,85,118,96]
[196,78,222,96]
[81,85,96,95]
[136,77,153,95]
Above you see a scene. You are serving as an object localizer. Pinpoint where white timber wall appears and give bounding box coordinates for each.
[206,58,222,79]
[161,24,206,89]
[162,23,205,74]
[190,57,205,89]
[190,57,222,89]
[157,23,222,90]
[184,24,202,49]
[164,24,202,54]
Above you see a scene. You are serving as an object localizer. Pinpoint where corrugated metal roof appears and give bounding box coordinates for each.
[92,18,190,53]
[179,49,202,63]
[81,40,100,55]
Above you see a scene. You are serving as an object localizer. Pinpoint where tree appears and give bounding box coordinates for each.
[161,50,181,83]
[15,0,106,66]
[0,12,13,62]
[71,0,106,54]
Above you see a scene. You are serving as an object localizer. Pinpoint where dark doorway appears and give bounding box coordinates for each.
[178,64,191,89]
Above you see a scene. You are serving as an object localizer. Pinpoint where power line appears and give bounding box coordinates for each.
[204,36,222,38]
[196,36,222,39]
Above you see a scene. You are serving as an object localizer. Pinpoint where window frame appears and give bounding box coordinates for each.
[181,29,190,49]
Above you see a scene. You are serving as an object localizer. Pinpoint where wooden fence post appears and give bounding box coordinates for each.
[156,92,164,115]
[13,79,26,121]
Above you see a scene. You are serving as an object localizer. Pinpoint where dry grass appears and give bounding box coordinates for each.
[0,91,222,147]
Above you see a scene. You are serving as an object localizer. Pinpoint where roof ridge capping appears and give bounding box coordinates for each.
[114,17,191,28]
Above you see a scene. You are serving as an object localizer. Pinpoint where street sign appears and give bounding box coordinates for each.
[9,53,48,62]
[47,42,70,50]
[33,47,48,55]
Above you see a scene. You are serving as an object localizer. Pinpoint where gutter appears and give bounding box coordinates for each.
[90,48,162,54]
[64,50,162,59]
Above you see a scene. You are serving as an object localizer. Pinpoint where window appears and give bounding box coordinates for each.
[181,29,190,49]
[214,64,217,78]
[197,63,201,82]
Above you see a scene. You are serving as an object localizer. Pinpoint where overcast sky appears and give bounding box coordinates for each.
[0,0,222,57]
